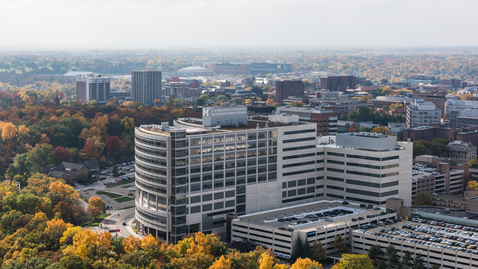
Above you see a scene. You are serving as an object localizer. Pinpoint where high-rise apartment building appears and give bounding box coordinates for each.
[275,81,304,103]
[320,76,357,92]
[131,70,162,105]
[76,74,110,103]
[406,100,441,128]
[133,106,413,243]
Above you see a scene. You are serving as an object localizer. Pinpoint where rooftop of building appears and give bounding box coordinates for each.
[233,200,390,233]
[447,140,475,147]
[277,106,335,114]
[375,96,413,101]
[137,115,310,136]
[431,193,467,201]
[316,133,406,152]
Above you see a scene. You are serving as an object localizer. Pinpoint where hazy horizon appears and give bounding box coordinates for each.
[1,0,478,49]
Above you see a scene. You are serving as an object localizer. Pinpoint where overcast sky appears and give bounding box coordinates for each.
[1,0,477,49]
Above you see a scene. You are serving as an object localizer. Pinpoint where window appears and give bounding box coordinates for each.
[328,160,345,165]
[237,195,246,204]
[203,182,212,190]
[214,202,224,210]
[283,129,316,135]
[214,192,224,200]
[190,206,201,214]
[283,153,316,160]
[346,170,380,178]
[283,137,316,143]
[283,161,315,168]
[346,154,380,161]
[307,178,315,184]
[327,152,344,157]
[282,182,287,189]
[203,194,212,201]
[298,188,306,195]
[237,186,246,194]
[247,176,256,184]
[346,179,380,188]
[298,179,306,186]
[327,185,344,191]
[382,156,399,161]
[328,168,344,173]
[283,145,316,152]
[226,190,235,198]
[202,204,212,212]
[307,187,315,193]
[288,190,296,196]
[225,200,235,208]
[283,169,315,176]
[327,177,344,182]
[190,196,201,203]
[214,180,224,189]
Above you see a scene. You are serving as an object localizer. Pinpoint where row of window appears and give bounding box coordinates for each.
[282,178,316,188]
[190,200,235,213]
[282,187,316,198]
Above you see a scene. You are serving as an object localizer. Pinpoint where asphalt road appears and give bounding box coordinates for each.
[100,208,137,238]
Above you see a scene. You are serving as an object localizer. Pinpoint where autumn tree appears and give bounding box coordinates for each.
[88,196,106,213]
[371,127,389,135]
[460,94,476,101]
[81,140,100,160]
[87,206,101,222]
[106,136,121,155]
[266,99,275,106]
[333,254,373,269]
[311,241,326,262]
[289,101,305,107]
[290,258,323,269]
[53,146,71,164]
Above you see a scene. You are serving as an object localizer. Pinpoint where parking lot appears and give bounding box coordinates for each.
[79,161,136,211]
[356,217,478,254]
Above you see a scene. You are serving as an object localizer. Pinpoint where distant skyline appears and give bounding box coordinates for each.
[1,0,478,49]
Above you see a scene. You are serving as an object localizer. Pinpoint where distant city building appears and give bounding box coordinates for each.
[177,66,213,76]
[209,63,251,75]
[164,82,200,99]
[230,89,256,99]
[406,100,441,128]
[402,75,441,86]
[413,90,446,116]
[320,76,356,92]
[131,70,162,105]
[446,140,476,164]
[250,63,293,74]
[368,96,413,109]
[442,78,462,89]
[277,106,337,135]
[457,109,478,127]
[109,91,131,100]
[446,100,478,126]
[76,74,110,103]
[275,81,304,103]
[166,77,200,88]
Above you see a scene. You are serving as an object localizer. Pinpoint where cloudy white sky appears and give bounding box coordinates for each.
[0,0,477,49]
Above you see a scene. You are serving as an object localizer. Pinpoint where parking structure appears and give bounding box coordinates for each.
[352,217,478,269]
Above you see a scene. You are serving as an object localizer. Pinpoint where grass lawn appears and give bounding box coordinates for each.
[114,197,135,203]
[106,178,135,188]
[96,191,123,199]
[121,185,133,188]
[118,205,135,210]
[83,213,111,227]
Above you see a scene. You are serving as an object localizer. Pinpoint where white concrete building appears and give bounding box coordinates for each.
[406,99,441,128]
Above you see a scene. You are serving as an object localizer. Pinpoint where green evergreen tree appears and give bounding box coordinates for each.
[386,244,399,268]
[291,236,304,263]
[368,244,384,265]
[413,253,425,269]
[303,238,312,259]
[311,241,327,261]
[401,250,413,269]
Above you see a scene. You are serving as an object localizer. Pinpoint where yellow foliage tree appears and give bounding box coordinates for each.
[45,218,72,233]
[73,229,98,247]
[141,234,159,250]
[209,255,230,269]
[259,252,274,269]
[266,99,275,106]
[334,254,373,269]
[123,235,141,253]
[60,226,82,245]
[371,127,389,135]
[1,122,17,143]
[98,231,112,249]
[50,181,79,201]
[121,116,135,132]
[468,181,478,190]
[88,196,106,212]
[290,258,322,269]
